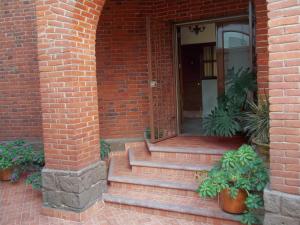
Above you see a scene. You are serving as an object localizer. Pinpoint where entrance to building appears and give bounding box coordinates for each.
[147,13,254,142]
[176,18,252,135]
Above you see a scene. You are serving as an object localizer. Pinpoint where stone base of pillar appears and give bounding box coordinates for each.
[264,186,300,225]
[41,161,107,219]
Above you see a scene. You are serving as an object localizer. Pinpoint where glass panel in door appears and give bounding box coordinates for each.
[217,22,251,94]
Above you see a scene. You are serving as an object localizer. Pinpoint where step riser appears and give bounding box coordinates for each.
[151,152,222,165]
[109,182,198,198]
[105,202,242,225]
[131,165,199,182]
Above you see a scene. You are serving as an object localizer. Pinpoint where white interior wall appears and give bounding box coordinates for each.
[181,23,216,45]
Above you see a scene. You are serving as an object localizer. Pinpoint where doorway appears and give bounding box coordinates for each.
[176,18,252,135]
[178,23,218,135]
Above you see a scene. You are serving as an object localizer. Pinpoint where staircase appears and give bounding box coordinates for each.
[103,136,244,224]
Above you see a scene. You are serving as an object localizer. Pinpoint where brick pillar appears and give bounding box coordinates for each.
[264,0,300,224]
[35,0,107,218]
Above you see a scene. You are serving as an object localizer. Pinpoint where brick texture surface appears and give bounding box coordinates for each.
[35,0,106,170]
[1,0,269,142]
[96,0,268,139]
[267,0,300,195]
[0,0,42,141]
[96,0,151,139]
[0,180,207,225]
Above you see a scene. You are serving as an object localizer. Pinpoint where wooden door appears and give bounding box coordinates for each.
[181,45,202,112]
[146,17,177,143]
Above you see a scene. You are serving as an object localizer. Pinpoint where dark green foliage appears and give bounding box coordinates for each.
[145,127,151,139]
[203,69,257,137]
[100,140,111,160]
[25,171,42,190]
[197,145,269,225]
[242,98,269,144]
[203,107,241,137]
[145,127,164,140]
[0,140,37,182]
[241,211,260,225]
[225,68,257,107]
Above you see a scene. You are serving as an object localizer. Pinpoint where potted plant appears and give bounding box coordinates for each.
[0,140,34,182]
[242,97,269,162]
[197,145,269,225]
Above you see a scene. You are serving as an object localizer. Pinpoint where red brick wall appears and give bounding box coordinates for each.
[0,0,42,141]
[268,0,300,195]
[96,0,268,139]
[0,0,269,145]
[255,0,269,94]
[36,0,105,170]
[96,0,151,139]
[152,0,248,21]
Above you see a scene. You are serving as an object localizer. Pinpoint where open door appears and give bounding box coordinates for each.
[146,17,177,143]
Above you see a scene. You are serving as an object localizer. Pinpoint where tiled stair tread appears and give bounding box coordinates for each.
[110,154,198,183]
[129,148,212,171]
[108,173,198,191]
[152,136,245,148]
[146,140,231,155]
[103,191,240,222]
[109,156,198,191]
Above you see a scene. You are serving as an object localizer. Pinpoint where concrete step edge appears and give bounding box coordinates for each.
[145,139,228,155]
[108,174,198,191]
[128,148,212,171]
[108,156,198,191]
[103,193,240,222]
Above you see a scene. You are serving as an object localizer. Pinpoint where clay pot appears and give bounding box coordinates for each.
[219,188,247,214]
[0,167,13,181]
[252,138,270,167]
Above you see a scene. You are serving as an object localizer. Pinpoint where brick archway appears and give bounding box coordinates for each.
[36,0,107,217]
[34,0,300,222]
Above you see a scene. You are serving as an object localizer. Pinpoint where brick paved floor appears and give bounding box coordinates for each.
[0,180,210,225]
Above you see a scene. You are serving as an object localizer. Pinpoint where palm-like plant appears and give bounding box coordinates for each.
[242,98,269,144]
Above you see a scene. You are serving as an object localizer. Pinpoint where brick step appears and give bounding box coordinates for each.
[146,140,225,165]
[129,147,212,171]
[109,181,199,198]
[108,156,198,197]
[145,136,245,165]
[103,189,241,225]
[129,147,211,181]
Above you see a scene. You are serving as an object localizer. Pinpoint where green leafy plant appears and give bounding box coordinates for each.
[0,140,35,182]
[25,171,42,190]
[197,145,269,225]
[203,68,257,137]
[242,97,269,144]
[145,127,164,140]
[25,150,45,191]
[100,140,111,160]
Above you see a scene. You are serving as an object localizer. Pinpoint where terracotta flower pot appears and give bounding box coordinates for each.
[0,167,13,181]
[252,138,270,167]
[219,188,247,214]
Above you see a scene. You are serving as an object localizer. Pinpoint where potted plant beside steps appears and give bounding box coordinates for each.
[197,145,269,225]
[0,140,35,182]
[242,98,270,164]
